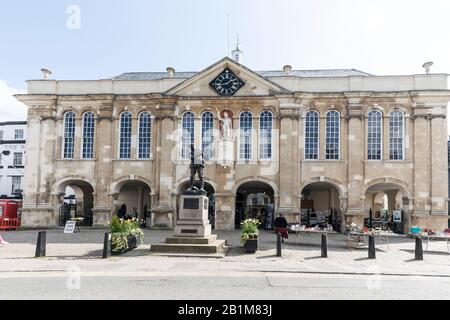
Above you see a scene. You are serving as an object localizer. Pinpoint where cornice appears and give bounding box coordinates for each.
[410,113,447,120]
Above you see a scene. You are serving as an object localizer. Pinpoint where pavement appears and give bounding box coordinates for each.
[0,228,449,277]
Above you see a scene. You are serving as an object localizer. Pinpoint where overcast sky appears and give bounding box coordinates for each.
[1,0,449,123]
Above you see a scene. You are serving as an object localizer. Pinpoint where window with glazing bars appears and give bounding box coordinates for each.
[239,111,253,160]
[390,110,404,160]
[368,109,382,160]
[63,112,75,159]
[82,112,95,159]
[305,111,319,159]
[138,112,152,159]
[13,153,23,166]
[259,111,273,159]
[119,112,132,159]
[326,110,340,160]
[201,112,214,160]
[182,112,195,160]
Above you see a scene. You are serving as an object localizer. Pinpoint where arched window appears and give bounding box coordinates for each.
[304,111,319,160]
[390,110,404,160]
[259,111,273,159]
[201,112,214,160]
[119,112,132,159]
[63,112,76,159]
[82,112,95,159]
[138,112,152,159]
[239,111,253,160]
[326,110,340,160]
[181,112,195,160]
[368,109,383,160]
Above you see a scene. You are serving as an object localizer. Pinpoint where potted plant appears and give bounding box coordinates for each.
[240,219,261,253]
[109,216,144,255]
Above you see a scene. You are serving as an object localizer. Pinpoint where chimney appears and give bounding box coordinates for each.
[283,65,292,75]
[166,67,175,78]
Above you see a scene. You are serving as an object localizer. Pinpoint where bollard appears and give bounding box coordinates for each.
[368,235,376,259]
[321,233,328,258]
[276,233,282,257]
[102,233,111,259]
[415,237,423,260]
[35,231,46,257]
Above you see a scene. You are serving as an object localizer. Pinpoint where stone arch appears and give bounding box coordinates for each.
[254,106,277,117]
[302,108,321,118]
[297,177,346,199]
[173,177,218,195]
[365,105,385,117]
[51,177,96,227]
[110,175,155,195]
[362,177,411,199]
[52,176,96,195]
[232,176,279,197]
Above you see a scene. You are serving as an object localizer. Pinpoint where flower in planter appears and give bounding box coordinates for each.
[240,219,261,245]
[110,216,144,253]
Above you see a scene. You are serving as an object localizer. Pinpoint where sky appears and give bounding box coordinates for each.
[1,0,450,123]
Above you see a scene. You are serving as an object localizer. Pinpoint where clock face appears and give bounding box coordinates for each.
[209,68,245,96]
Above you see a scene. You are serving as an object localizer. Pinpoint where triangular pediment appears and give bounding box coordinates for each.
[164,57,290,97]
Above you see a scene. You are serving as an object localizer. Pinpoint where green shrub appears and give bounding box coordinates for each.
[240,219,261,245]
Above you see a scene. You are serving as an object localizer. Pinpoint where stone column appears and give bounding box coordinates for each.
[385,190,398,214]
[74,116,82,159]
[151,112,176,229]
[344,103,365,227]
[93,105,114,227]
[277,104,301,223]
[214,193,235,230]
[430,114,449,229]
[411,113,430,226]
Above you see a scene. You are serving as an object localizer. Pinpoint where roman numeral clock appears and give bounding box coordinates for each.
[209,68,245,96]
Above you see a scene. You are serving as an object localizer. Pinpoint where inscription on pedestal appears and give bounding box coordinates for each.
[184,198,199,210]
[181,229,197,234]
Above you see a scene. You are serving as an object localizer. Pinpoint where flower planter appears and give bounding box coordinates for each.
[111,234,139,255]
[244,239,258,253]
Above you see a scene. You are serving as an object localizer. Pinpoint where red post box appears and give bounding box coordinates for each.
[0,200,22,230]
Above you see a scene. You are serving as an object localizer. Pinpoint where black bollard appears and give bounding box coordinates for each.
[276,233,282,257]
[415,237,423,260]
[35,231,46,257]
[102,233,111,259]
[321,233,328,258]
[368,235,376,259]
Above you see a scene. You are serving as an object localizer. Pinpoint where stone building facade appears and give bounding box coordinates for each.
[15,57,450,231]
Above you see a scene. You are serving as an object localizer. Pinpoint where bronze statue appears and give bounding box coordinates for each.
[189,144,205,192]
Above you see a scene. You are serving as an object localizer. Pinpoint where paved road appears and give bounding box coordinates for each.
[1,270,449,300]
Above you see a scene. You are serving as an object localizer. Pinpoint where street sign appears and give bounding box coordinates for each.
[64,221,77,234]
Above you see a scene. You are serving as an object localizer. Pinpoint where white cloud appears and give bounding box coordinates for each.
[0,80,27,122]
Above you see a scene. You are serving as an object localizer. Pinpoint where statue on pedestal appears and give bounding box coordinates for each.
[216,108,233,141]
[187,144,206,194]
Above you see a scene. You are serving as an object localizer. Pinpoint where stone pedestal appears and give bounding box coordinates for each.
[151,194,227,255]
[174,195,211,237]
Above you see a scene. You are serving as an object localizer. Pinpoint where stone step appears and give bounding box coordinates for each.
[150,240,226,254]
[166,235,217,245]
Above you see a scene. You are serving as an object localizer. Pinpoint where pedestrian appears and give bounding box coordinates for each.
[118,204,127,219]
[274,213,289,243]
[0,233,9,245]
